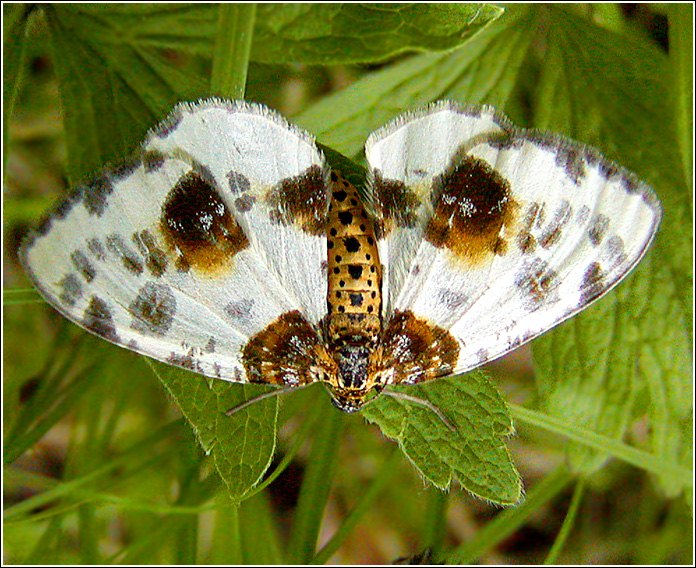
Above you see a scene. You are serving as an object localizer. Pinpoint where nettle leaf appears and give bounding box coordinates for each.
[251,3,504,65]
[530,7,692,492]
[295,6,536,159]
[152,362,278,500]
[363,373,521,505]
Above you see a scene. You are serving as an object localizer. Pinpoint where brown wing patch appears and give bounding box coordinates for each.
[242,310,338,388]
[369,169,421,239]
[425,155,519,265]
[160,171,248,276]
[369,310,459,386]
[265,164,329,235]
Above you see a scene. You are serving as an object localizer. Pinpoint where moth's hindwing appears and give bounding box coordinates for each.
[365,101,661,377]
[22,99,332,385]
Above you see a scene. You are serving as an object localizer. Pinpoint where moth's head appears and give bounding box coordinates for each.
[326,344,384,413]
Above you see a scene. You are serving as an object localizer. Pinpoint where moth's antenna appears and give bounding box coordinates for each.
[381,390,456,432]
[225,385,295,416]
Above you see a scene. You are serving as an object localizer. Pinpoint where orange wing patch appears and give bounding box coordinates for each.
[369,310,460,386]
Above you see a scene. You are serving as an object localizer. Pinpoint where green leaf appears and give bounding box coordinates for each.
[295,5,535,159]
[251,3,504,64]
[52,4,219,56]
[362,373,522,506]
[2,3,31,165]
[151,362,278,500]
[530,7,692,493]
[666,3,693,188]
[45,4,210,181]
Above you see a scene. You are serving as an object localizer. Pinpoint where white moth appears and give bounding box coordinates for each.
[22,99,662,412]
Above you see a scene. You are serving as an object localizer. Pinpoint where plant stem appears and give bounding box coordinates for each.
[287,406,344,563]
[544,478,585,564]
[310,448,401,564]
[211,4,257,99]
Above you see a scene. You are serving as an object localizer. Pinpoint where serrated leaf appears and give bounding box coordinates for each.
[530,7,692,492]
[362,373,521,506]
[295,5,535,159]
[251,3,503,65]
[152,362,278,500]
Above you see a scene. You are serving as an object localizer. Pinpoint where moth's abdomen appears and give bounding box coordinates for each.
[326,172,382,345]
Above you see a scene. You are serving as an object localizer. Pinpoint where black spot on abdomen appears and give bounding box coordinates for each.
[348,265,363,279]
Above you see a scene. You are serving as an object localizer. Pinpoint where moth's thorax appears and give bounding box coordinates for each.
[327,343,383,412]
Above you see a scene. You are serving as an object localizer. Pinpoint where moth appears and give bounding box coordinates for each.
[21,99,662,414]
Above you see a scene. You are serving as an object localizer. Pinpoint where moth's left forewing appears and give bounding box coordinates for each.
[145,99,331,325]
[21,155,264,381]
[22,99,334,386]
[366,102,662,377]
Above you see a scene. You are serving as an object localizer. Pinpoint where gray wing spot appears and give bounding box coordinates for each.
[224,299,254,324]
[235,194,256,213]
[132,230,168,277]
[129,282,176,336]
[580,262,606,305]
[588,214,610,246]
[514,257,560,307]
[59,273,83,306]
[539,200,572,249]
[87,238,106,262]
[71,250,96,283]
[605,235,627,267]
[83,296,119,342]
[83,175,114,217]
[227,170,251,194]
[107,234,144,275]
[436,289,468,311]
